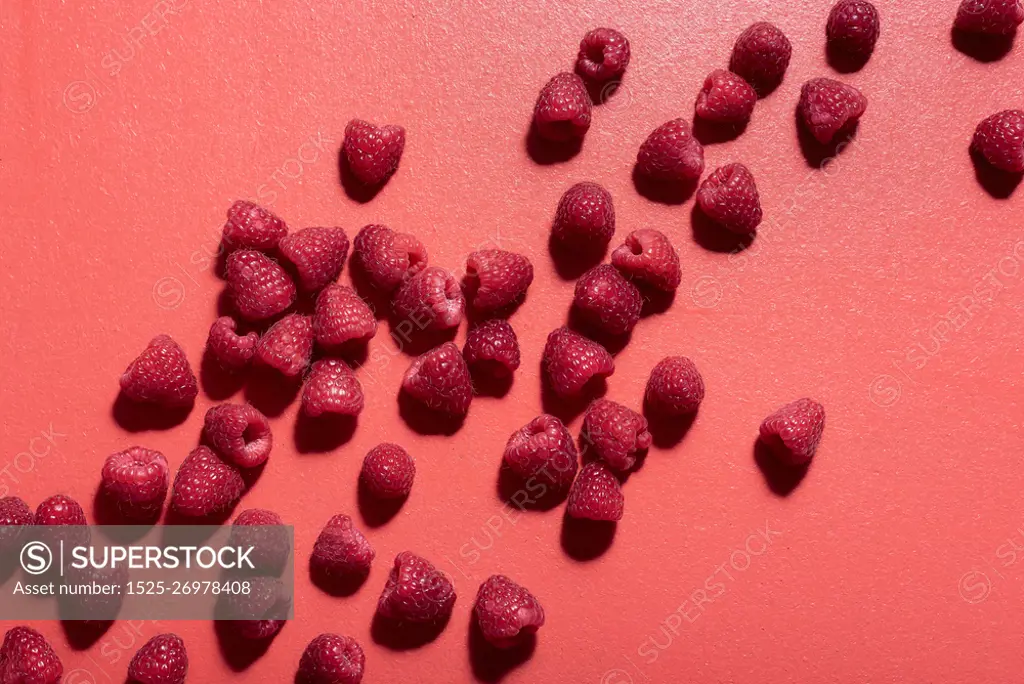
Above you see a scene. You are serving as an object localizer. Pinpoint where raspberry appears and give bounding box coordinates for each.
[646,356,705,415]
[392,267,465,331]
[256,313,313,377]
[302,359,365,417]
[827,0,881,59]
[759,398,826,465]
[610,229,681,292]
[279,226,350,293]
[575,28,631,81]
[567,461,624,521]
[342,119,406,186]
[502,414,579,489]
[311,514,375,583]
[170,446,245,518]
[60,562,128,619]
[729,22,793,94]
[100,447,170,521]
[542,327,615,397]
[120,335,198,407]
[972,110,1024,173]
[352,224,428,292]
[377,552,456,623]
[0,627,63,684]
[203,403,273,468]
[695,69,757,123]
[402,342,473,416]
[229,509,290,575]
[464,250,534,312]
[222,200,288,252]
[532,72,593,142]
[313,284,377,350]
[0,497,33,553]
[636,119,705,182]
[798,78,867,144]
[463,320,521,377]
[206,317,259,370]
[473,575,545,649]
[222,576,288,639]
[955,0,1024,34]
[297,634,365,684]
[127,633,188,684]
[36,494,87,526]
[361,443,415,499]
[580,399,652,471]
[696,163,764,234]
[574,264,643,336]
[225,250,297,322]
[552,182,616,247]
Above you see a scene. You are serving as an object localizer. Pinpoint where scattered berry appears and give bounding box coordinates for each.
[646,356,705,415]
[101,447,170,521]
[610,229,681,292]
[533,72,593,142]
[35,494,87,526]
[697,163,764,234]
[302,359,365,417]
[402,342,473,416]
[204,403,273,468]
[581,399,652,471]
[256,313,314,377]
[206,317,259,370]
[0,497,33,553]
[279,226,350,293]
[311,514,375,583]
[575,28,631,81]
[342,119,406,186]
[759,398,826,465]
[798,77,867,144]
[120,334,198,407]
[636,119,705,182]
[392,267,465,331]
[377,552,456,623]
[955,0,1024,34]
[225,250,297,322]
[463,320,521,378]
[574,264,643,336]
[474,575,545,648]
[223,576,288,639]
[567,461,624,521]
[827,0,881,59]
[542,327,615,397]
[170,446,245,518]
[552,182,616,247]
[297,634,365,684]
[972,110,1024,173]
[59,562,128,619]
[729,22,793,93]
[313,284,377,350]
[464,250,534,312]
[361,444,415,499]
[229,509,290,575]
[695,69,757,123]
[503,414,579,489]
[127,633,188,684]
[0,626,63,684]
[222,200,288,252]
[352,224,428,292]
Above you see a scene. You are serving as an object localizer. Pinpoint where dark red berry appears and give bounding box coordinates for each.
[697,163,763,234]
[646,356,705,415]
[542,327,614,398]
[567,461,623,521]
[955,0,1024,34]
[695,69,757,123]
[636,119,705,182]
[573,264,643,336]
[533,72,592,142]
[402,342,473,417]
[361,443,415,499]
[552,182,615,247]
[503,414,579,490]
[610,229,681,292]
[760,398,826,465]
[392,267,465,331]
[575,28,631,81]
[352,224,428,292]
[463,320,521,378]
[222,200,287,252]
[464,250,534,312]
[580,398,652,471]
[827,0,881,59]
[342,119,405,186]
[729,22,793,94]
[972,110,1024,173]
[798,78,867,144]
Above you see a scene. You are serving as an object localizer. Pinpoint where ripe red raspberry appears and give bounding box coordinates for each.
[313,284,377,350]
[729,22,793,94]
[697,163,764,234]
[574,264,643,336]
[610,229,681,292]
[223,576,288,639]
[229,508,290,575]
[204,403,273,468]
[972,110,1024,173]
[542,327,614,397]
[342,119,406,186]
[225,250,297,322]
[581,399,652,471]
[222,200,288,252]
[552,182,616,247]
[955,0,1024,34]
[170,446,245,518]
[532,72,593,142]
[0,627,63,684]
[798,78,867,144]
[127,633,188,684]
[377,552,456,623]
[297,634,365,684]
[463,320,521,377]
[206,317,259,370]
[0,497,33,553]
[100,447,170,521]
[827,0,881,59]
[636,119,705,182]
[392,267,465,331]
[567,461,624,521]
[695,69,757,123]
[352,224,429,292]
[311,514,375,583]
[575,28,631,81]
[465,250,534,312]
[402,342,473,416]
[760,398,826,465]
[646,356,705,415]
[503,414,579,489]
[361,443,415,499]
[35,494,87,526]
[256,313,313,377]
[473,575,545,649]
[120,334,198,407]
[302,359,364,417]
[279,226,350,293]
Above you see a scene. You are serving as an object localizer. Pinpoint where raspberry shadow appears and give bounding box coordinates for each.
[371,611,451,651]
[795,110,860,169]
[951,27,1015,62]
[467,618,537,683]
[690,205,756,254]
[753,438,810,496]
[214,620,281,672]
[560,513,616,561]
[970,146,1023,199]
[524,123,583,165]
[631,166,699,206]
[112,392,193,432]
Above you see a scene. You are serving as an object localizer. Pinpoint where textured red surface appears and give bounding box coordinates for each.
[2,0,1024,682]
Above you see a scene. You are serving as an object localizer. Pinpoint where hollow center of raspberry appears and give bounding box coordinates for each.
[585,44,606,64]
[242,424,263,446]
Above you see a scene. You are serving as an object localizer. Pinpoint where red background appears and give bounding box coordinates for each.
[3,0,1024,681]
